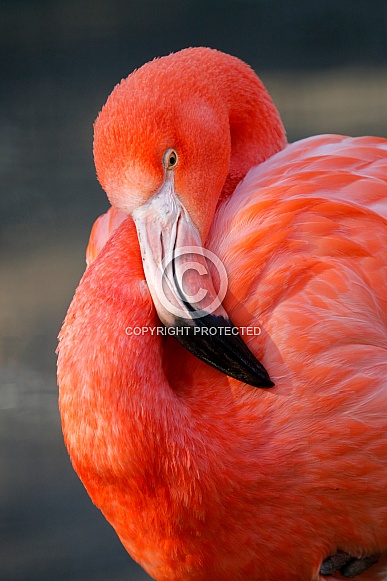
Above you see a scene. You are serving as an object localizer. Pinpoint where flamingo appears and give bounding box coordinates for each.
[57,48,387,581]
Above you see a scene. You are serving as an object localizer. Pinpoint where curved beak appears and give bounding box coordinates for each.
[132,173,273,388]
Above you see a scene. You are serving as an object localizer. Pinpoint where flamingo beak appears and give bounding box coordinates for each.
[132,173,273,388]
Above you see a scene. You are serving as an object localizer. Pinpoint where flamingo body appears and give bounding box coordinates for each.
[58,49,387,581]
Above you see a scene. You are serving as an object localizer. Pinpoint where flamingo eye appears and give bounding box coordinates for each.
[164,149,178,170]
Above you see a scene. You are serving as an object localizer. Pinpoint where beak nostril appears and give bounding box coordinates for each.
[164,148,178,170]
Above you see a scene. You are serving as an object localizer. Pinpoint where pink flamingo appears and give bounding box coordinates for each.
[57,48,387,580]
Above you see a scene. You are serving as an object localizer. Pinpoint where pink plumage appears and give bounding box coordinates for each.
[58,48,387,580]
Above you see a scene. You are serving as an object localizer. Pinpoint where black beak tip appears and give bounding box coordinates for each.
[235,360,274,389]
[256,375,275,389]
[171,313,275,390]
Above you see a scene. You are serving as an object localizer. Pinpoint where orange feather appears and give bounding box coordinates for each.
[58,48,387,580]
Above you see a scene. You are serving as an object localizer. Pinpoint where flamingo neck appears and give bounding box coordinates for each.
[58,220,203,490]
[209,50,287,199]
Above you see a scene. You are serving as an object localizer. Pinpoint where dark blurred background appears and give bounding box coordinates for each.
[1,1,386,579]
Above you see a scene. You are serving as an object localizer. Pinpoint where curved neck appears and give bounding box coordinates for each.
[58,220,202,484]
[217,52,287,198]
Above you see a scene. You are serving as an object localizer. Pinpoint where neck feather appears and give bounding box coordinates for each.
[58,219,206,487]
[214,50,287,198]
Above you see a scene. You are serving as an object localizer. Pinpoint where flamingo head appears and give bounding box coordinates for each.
[93,48,285,388]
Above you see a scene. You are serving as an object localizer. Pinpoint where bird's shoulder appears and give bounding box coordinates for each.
[209,134,387,401]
